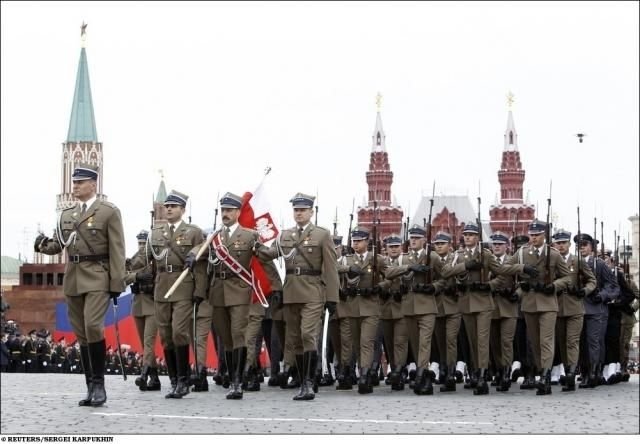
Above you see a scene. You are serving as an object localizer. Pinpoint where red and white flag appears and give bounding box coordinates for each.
[237,173,278,304]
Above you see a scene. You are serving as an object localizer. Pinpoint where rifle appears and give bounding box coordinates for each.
[333,207,338,237]
[345,198,355,255]
[614,230,619,278]
[451,212,457,250]
[623,239,631,284]
[372,201,379,289]
[477,196,485,283]
[576,206,583,291]
[425,183,435,285]
[213,192,219,231]
[544,182,552,285]
[593,217,597,260]
[600,221,605,259]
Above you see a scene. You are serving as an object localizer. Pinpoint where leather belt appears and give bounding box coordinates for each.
[286,267,321,276]
[157,264,181,273]
[214,271,239,280]
[68,254,109,264]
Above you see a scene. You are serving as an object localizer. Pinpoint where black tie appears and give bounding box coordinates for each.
[534,248,540,259]
[81,203,87,216]
[223,226,230,242]
[360,254,364,263]
[298,227,304,235]
[169,224,175,237]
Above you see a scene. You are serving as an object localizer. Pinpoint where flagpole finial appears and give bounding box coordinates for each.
[80,22,88,47]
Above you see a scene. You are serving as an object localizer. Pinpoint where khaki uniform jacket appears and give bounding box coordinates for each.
[434,252,459,316]
[341,252,395,317]
[258,224,339,304]
[125,249,155,317]
[207,226,262,307]
[397,249,446,316]
[489,254,518,319]
[505,245,572,313]
[336,255,355,318]
[148,221,207,303]
[39,200,126,296]
[441,247,524,314]
[380,254,410,320]
[557,253,597,317]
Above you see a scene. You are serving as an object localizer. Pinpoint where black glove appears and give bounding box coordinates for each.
[590,292,603,304]
[347,265,363,279]
[508,292,520,302]
[184,252,196,271]
[522,265,539,278]
[324,301,337,315]
[136,272,154,285]
[423,284,436,294]
[543,284,556,295]
[34,234,48,252]
[576,288,587,298]
[465,260,482,271]
[109,292,121,303]
[408,264,429,273]
[270,291,283,305]
[192,295,204,307]
[476,283,491,292]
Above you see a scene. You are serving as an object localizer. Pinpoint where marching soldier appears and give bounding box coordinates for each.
[503,220,571,395]
[36,330,52,373]
[148,189,207,399]
[397,225,448,395]
[487,232,521,392]
[23,330,37,372]
[574,233,619,388]
[255,192,339,401]
[380,234,410,391]
[125,230,161,392]
[442,223,536,395]
[35,162,126,406]
[551,229,596,391]
[335,234,358,391]
[432,231,462,392]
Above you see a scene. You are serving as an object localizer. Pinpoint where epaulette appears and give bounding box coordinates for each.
[100,201,117,209]
[313,225,330,234]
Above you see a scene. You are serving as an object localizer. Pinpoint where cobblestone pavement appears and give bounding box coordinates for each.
[1,373,638,434]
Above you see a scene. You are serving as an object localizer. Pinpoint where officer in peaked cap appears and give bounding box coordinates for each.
[551,228,597,391]
[379,233,410,391]
[572,232,619,388]
[255,192,339,401]
[431,230,462,392]
[34,161,125,406]
[442,223,535,395]
[500,219,572,395]
[23,329,37,373]
[194,191,279,400]
[125,229,161,392]
[146,189,207,399]
[487,231,520,392]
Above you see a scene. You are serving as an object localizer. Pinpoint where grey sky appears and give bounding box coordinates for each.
[1,1,638,260]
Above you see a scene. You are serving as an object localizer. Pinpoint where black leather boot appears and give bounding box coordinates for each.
[579,364,597,389]
[336,365,353,390]
[78,345,93,406]
[193,365,209,392]
[416,367,434,395]
[473,368,489,395]
[390,366,405,391]
[89,340,107,406]
[621,361,631,382]
[358,367,373,394]
[310,351,319,393]
[226,347,246,400]
[222,351,233,389]
[562,364,577,392]
[511,364,522,382]
[490,367,501,387]
[464,367,478,389]
[413,367,425,395]
[520,367,536,389]
[278,363,291,389]
[536,368,552,395]
[286,358,302,389]
[440,364,457,392]
[595,363,606,386]
[147,366,161,391]
[244,365,261,392]
[168,345,190,398]
[293,351,316,401]
[136,365,150,391]
[370,362,380,387]
[164,348,178,398]
[496,366,511,392]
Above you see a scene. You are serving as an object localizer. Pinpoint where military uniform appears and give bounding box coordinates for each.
[432,231,462,392]
[442,223,528,395]
[148,190,207,399]
[335,238,357,390]
[618,276,639,380]
[550,230,597,391]
[379,235,410,390]
[125,230,161,391]
[36,163,125,407]
[504,221,572,395]
[23,332,37,372]
[256,192,339,401]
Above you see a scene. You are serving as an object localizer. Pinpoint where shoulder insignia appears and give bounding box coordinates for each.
[314,226,330,234]
[100,201,117,209]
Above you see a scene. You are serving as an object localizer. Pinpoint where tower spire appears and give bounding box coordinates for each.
[504,91,518,151]
[67,23,97,143]
[372,92,386,152]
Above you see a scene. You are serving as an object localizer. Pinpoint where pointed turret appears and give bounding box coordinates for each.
[67,47,97,143]
[153,171,168,225]
[504,110,518,151]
